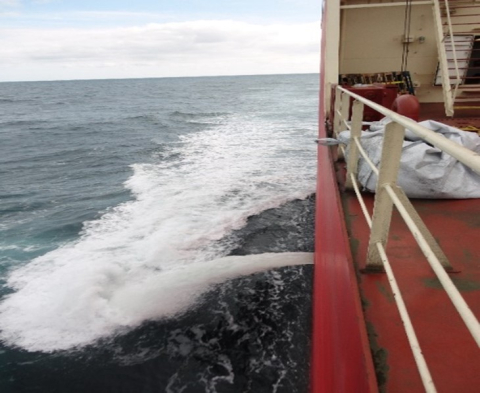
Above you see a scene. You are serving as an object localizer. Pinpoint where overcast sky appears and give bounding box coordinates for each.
[0,0,321,82]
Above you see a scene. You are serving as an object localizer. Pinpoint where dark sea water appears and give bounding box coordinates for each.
[0,74,318,392]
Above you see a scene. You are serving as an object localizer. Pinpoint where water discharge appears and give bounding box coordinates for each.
[0,252,312,352]
[0,111,316,353]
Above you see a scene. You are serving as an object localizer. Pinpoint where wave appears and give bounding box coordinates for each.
[0,98,38,104]
[0,245,21,251]
[1,147,93,166]
[0,245,44,253]
[123,114,163,123]
[0,120,50,127]
[0,115,316,352]
[169,111,230,119]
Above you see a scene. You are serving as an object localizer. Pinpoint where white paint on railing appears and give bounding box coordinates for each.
[432,0,455,116]
[353,137,379,175]
[337,86,480,174]
[350,174,373,228]
[334,91,342,136]
[444,0,461,99]
[366,123,405,268]
[331,84,480,390]
[345,100,364,190]
[336,85,480,346]
[341,91,350,131]
[384,184,480,347]
[342,119,351,130]
[375,242,438,393]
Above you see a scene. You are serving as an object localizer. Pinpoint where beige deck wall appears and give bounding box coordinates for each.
[339,4,444,102]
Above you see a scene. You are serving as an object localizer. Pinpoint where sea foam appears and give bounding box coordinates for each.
[0,114,316,352]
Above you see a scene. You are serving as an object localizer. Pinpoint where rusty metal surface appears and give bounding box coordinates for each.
[340,183,480,392]
[420,103,480,131]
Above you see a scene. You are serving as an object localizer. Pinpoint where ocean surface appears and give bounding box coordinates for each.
[0,74,318,392]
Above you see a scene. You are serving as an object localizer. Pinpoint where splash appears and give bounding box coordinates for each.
[0,114,316,352]
[0,253,312,352]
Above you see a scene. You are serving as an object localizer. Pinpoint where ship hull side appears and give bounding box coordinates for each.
[310,1,377,391]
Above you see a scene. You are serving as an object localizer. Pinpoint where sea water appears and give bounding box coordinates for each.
[0,74,318,392]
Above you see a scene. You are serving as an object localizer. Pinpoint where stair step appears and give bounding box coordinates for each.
[454,106,480,110]
[455,99,480,102]
[440,0,480,5]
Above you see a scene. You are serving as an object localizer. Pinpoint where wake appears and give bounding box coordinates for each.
[0,252,312,352]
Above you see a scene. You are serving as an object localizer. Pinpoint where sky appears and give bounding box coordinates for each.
[0,0,321,82]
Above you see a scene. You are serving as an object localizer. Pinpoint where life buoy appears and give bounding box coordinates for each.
[391,94,420,121]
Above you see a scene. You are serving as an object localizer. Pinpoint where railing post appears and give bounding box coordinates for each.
[345,100,364,190]
[340,91,350,130]
[365,122,405,271]
[333,87,342,137]
[336,92,351,160]
[334,88,352,137]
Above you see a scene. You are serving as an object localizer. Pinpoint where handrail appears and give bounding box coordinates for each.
[443,0,461,99]
[347,170,437,392]
[375,241,437,393]
[432,0,455,116]
[337,86,480,174]
[333,86,480,392]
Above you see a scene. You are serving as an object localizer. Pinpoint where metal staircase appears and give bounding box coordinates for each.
[434,0,480,115]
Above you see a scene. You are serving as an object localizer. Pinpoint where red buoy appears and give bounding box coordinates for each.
[391,94,420,121]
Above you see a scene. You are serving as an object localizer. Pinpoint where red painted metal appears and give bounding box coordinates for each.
[310,1,377,391]
[330,84,398,123]
[343,193,480,392]
[391,94,420,121]
[346,85,398,122]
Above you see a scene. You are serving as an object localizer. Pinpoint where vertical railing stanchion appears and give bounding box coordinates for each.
[340,91,350,130]
[337,92,351,160]
[365,122,406,271]
[345,100,364,190]
[334,87,342,137]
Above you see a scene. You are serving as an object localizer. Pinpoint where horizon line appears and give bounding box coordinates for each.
[0,72,320,84]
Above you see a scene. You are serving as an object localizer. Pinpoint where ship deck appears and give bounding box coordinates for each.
[420,103,480,130]
[336,110,480,392]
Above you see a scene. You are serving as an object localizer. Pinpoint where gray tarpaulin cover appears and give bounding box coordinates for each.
[338,118,480,199]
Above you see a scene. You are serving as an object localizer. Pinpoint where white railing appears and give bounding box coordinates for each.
[432,0,455,116]
[329,86,480,393]
[442,0,462,100]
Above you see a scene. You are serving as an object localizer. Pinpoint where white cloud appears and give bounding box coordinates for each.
[69,10,170,19]
[0,20,319,81]
[18,10,173,22]
[0,0,20,7]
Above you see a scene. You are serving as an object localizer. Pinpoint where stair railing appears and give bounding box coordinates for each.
[432,0,455,116]
[443,0,462,100]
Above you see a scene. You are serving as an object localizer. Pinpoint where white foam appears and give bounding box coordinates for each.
[0,114,316,352]
[0,245,21,251]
